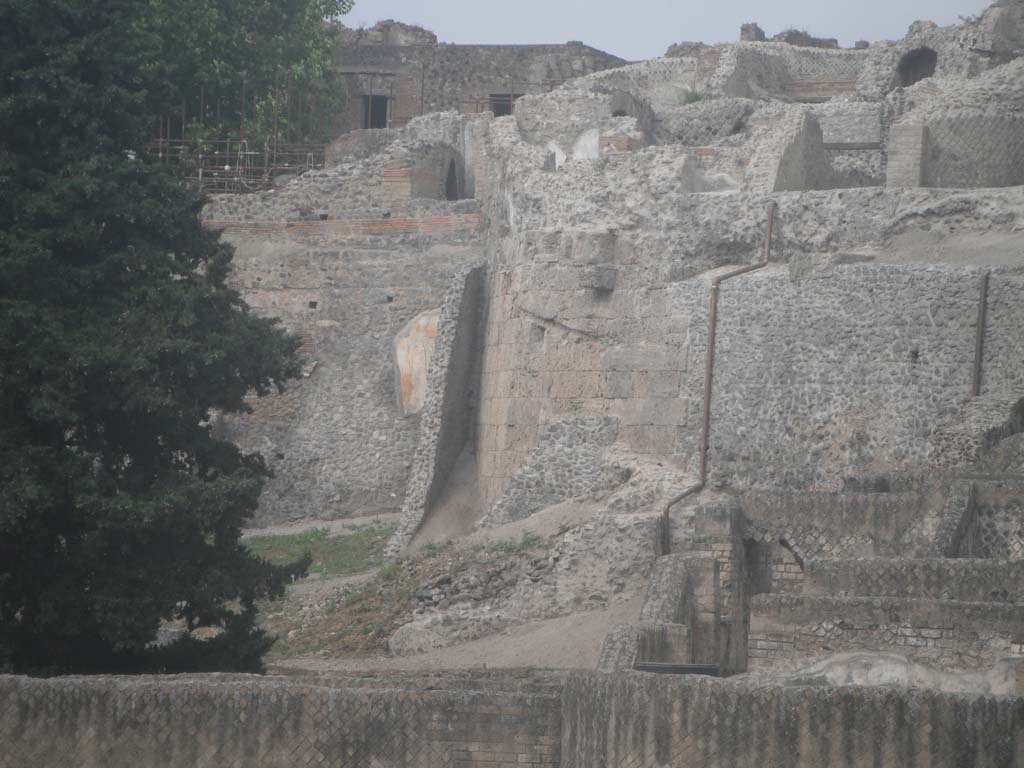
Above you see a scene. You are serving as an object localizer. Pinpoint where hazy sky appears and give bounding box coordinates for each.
[343,0,992,61]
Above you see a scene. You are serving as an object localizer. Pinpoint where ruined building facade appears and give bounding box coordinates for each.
[10,5,1024,766]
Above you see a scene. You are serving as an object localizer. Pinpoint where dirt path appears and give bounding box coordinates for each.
[270,597,642,673]
[243,513,401,539]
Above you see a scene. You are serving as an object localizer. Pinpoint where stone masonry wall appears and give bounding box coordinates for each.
[9,669,1022,768]
[699,265,1024,491]
[474,224,710,508]
[560,670,1024,768]
[215,234,481,524]
[335,38,626,131]
[388,264,486,553]
[0,673,561,768]
[741,491,945,562]
[478,415,627,527]
[748,594,1024,671]
[805,558,1024,602]
[473,208,1024,506]
[924,116,1024,189]
[712,44,868,102]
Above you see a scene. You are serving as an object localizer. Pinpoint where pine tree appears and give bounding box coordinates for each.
[0,0,308,674]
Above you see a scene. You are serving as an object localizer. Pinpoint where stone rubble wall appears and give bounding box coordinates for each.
[471,194,1024,505]
[204,145,474,223]
[699,265,1024,491]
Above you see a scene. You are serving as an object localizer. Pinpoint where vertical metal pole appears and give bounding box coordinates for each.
[972,271,991,397]
[763,200,777,263]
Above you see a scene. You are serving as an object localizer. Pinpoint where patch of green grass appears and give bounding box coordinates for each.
[376,562,401,582]
[245,525,395,577]
[682,91,706,105]
[486,531,542,555]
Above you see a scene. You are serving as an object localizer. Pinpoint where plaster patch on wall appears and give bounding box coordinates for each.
[394,309,441,416]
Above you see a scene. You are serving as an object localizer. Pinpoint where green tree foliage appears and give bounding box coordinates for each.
[0,0,311,674]
[145,0,356,143]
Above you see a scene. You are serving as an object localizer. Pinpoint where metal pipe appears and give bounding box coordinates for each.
[660,201,777,556]
[972,271,990,397]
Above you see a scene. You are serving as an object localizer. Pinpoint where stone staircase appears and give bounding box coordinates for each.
[600,502,746,675]
[604,481,1024,679]
[885,121,929,187]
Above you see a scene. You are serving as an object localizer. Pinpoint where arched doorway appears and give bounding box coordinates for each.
[897,48,938,88]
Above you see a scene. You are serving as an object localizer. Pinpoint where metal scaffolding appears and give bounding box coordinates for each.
[146,139,327,193]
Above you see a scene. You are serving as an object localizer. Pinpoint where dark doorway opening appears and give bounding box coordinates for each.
[488,93,523,117]
[897,48,938,88]
[362,95,389,129]
[744,540,774,596]
[444,159,460,201]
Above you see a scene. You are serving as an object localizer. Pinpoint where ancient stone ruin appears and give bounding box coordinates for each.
[7,3,1024,765]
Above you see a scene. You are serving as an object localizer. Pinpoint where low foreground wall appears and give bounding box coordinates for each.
[561,671,1024,768]
[0,673,560,768]
[3,669,1023,767]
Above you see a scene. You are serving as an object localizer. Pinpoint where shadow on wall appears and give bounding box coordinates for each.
[898,47,938,88]
[605,88,658,144]
[409,147,470,201]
